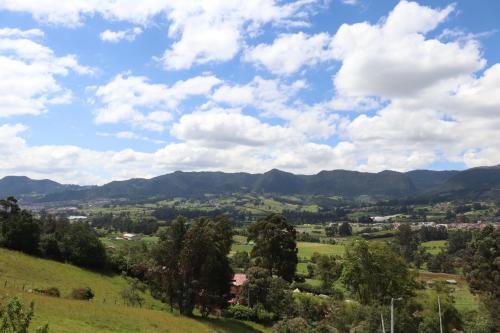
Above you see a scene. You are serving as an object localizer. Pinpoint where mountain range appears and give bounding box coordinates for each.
[1,165,500,203]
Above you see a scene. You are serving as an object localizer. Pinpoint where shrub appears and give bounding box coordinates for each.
[224,304,254,320]
[71,287,94,300]
[223,304,274,324]
[33,287,60,298]
[0,297,49,333]
[254,303,275,324]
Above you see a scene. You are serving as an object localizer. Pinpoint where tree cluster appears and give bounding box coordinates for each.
[149,216,234,316]
[0,197,106,269]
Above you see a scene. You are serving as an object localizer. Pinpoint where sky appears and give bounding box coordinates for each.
[0,0,500,185]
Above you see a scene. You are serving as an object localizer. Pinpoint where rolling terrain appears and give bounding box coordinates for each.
[1,165,499,203]
[0,248,269,333]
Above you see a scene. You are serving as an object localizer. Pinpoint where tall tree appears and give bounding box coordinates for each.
[0,197,40,254]
[462,225,499,330]
[395,224,419,262]
[248,214,298,281]
[150,216,187,311]
[314,254,342,290]
[152,216,233,316]
[341,240,416,305]
[338,222,352,237]
[179,217,234,316]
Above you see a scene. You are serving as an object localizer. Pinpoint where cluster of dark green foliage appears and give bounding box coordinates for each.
[248,214,298,282]
[0,197,107,269]
[152,206,252,224]
[149,216,234,317]
[325,222,352,237]
[282,209,347,224]
[91,213,159,235]
[71,287,94,300]
[296,232,320,242]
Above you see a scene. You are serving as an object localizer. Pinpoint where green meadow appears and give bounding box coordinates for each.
[0,248,269,333]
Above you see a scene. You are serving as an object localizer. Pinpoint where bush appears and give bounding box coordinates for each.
[254,304,275,324]
[223,304,275,324]
[71,287,94,300]
[33,287,60,298]
[224,304,254,320]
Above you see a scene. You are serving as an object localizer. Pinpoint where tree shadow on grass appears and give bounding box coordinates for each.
[193,315,268,333]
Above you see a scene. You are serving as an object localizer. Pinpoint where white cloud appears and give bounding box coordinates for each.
[330,1,483,102]
[171,107,303,148]
[341,0,357,5]
[325,0,500,171]
[0,27,43,38]
[244,32,333,75]
[212,76,338,139]
[93,73,221,131]
[0,0,321,70]
[0,28,92,117]
[100,27,142,43]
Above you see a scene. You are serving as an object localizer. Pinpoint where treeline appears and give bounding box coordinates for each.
[91,213,160,235]
[0,196,106,269]
[152,206,253,225]
[282,208,347,224]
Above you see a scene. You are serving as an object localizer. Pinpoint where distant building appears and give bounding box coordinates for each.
[68,215,87,221]
[122,233,141,241]
[229,273,247,305]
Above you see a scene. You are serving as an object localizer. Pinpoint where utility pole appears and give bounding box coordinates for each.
[391,297,402,333]
[391,298,394,333]
[438,296,443,333]
[381,313,386,333]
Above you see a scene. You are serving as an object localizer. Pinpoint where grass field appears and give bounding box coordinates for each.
[418,271,480,312]
[421,240,447,254]
[296,242,344,259]
[0,248,269,333]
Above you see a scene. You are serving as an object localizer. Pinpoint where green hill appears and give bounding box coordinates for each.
[0,248,268,333]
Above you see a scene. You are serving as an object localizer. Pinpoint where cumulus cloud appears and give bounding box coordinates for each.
[100,27,142,43]
[244,32,334,75]
[0,0,321,70]
[2,1,500,184]
[171,107,303,148]
[212,76,338,139]
[92,73,221,131]
[0,28,92,117]
[327,0,500,170]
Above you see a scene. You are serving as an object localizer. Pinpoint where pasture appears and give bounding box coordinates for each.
[0,248,269,333]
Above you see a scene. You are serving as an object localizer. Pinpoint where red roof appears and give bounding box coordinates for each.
[232,273,247,286]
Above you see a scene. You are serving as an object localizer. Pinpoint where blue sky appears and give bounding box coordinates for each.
[0,0,499,184]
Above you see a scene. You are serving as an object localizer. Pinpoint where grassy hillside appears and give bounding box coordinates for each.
[0,248,269,333]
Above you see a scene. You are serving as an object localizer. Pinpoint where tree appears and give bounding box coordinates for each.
[179,217,234,316]
[152,216,233,316]
[325,224,337,238]
[427,251,455,273]
[0,197,40,254]
[241,266,272,308]
[150,216,187,311]
[248,214,298,281]
[337,222,352,237]
[314,255,342,290]
[231,251,250,271]
[341,240,416,305]
[395,224,419,262]
[0,297,49,333]
[447,229,472,255]
[462,225,499,330]
[60,222,106,268]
